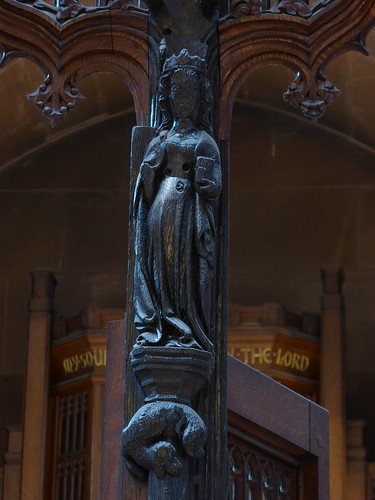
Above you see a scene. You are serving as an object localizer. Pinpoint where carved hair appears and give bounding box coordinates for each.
[158,67,213,136]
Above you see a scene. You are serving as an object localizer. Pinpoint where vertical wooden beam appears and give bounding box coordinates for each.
[320,265,346,500]
[89,384,105,500]
[100,320,138,500]
[2,426,22,500]
[21,269,56,500]
[347,420,367,500]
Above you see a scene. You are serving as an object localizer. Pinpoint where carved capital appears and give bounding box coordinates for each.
[131,345,214,405]
[28,73,85,127]
[283,70,340,121]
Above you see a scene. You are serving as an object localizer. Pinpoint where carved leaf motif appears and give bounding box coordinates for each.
[16,0,104,23]
[16,0,57,16]
[28,73,86,126]
[283,70,340,121]
[230,0,262,17]
[56,0,86,22]
[269,0,312,18]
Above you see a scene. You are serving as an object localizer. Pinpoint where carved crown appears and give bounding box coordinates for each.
[163,49,207,75]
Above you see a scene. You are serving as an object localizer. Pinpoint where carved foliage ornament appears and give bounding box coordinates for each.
[229,0,261,17]
[14,0,130,23]
[269,0,312,18]
[284,69,340,121]
[268,0,335,18]
[27,73,85,126]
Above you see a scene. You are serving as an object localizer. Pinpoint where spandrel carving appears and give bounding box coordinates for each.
[133,49,222,352]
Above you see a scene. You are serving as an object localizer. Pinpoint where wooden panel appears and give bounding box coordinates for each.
[228,355,310,451]
[228,354,329,499]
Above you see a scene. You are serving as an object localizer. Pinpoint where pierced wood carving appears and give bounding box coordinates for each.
[219,0,375,138]
[0,2,159,125]
[283,69,341,121]
[227,435,297,500]
[27,73,85,126]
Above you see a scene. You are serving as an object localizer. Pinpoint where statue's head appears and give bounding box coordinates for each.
[158,49,213,134]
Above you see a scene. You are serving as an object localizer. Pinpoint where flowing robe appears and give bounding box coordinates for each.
[133,130,221,351]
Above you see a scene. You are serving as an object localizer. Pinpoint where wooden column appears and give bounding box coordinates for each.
[320,265,346,500]
[100,320,127,500]
[2,426,22,500]
[21,269,56,500]
[347,420,367,500]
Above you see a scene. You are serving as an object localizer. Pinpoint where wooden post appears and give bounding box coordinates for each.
[320,265,346,500]
[347,420,367,500]
[2,426,22,500]
[20,269,56,500]
[100,320,130,500]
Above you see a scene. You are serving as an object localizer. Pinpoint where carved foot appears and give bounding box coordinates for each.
[122,401,207,480]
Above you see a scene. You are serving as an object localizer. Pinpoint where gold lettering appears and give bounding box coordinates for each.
[284,352,292,368]
[250,348,264,364]
[300,355,309,372]
[72,354,79,372]
[86,351,93,367]
[79,353,87,368]
[94,350,104,366]
[228,347,236,357]
[275,348,282,365]
[291,353,301,370]
[263,347,272,364]
[228,346,310,373]
[63,358,73,374]
[240,348,251,364]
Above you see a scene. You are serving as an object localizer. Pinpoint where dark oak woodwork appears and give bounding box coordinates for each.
[0,0,374,129]
[2,1,374,498]
[0,3,160,126]
[100,320,329,499]
[227,354,329,500]
[219,0,375,138]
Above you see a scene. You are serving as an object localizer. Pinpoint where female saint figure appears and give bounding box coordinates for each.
[133,49,222,351]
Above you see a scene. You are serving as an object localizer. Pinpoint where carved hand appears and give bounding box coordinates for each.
[122,401,207,479]
[195,157,218,198]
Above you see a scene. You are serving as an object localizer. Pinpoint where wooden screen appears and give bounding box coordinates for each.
[56,392,88,500]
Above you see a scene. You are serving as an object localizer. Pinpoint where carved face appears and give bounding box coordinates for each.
[169,69,200,121]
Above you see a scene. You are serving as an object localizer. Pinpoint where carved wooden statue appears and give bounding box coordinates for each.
[122,41,223,497]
